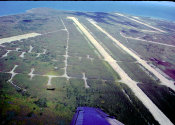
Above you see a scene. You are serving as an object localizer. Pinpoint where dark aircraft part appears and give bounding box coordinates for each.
[71,107,124,125]
[46,88,55,90]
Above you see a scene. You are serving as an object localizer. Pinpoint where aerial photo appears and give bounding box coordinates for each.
[0,1,175,125]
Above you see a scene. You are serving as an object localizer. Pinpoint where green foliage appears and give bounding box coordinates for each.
[34,98,47,108]
[1,10,174,125]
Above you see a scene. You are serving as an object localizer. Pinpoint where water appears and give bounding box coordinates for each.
[0,1,175,21]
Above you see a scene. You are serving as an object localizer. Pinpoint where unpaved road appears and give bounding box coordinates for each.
[28,45,33,53]
[82,72,90,88]
[120,32,175,48]
[19,52,26,58]
[0,33,41,45]
[1,50,12,58]
[28,68,35,80]
[60,18,70,80]
[36,53,41,57]
[115,13,166,33]
[68,16,173,125]
[88,19,175,92]
[8,65,18,82]
[42,29,66,35]
[7,65,22,90]
[46,75,57,86]
[42,49,47,54]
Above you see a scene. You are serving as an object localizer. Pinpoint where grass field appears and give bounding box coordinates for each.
[75,15,175,124]
[0,73,159,124]
[0,8,175,125]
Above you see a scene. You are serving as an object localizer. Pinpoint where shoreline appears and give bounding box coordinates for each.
[0,7,174,23]
[0,12,26,18]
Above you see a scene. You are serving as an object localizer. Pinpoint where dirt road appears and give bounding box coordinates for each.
[60,18,70,80]
[68,16,173,125]
[82,72,90,88]
[120,32,175,48]
[28,45,33,53]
